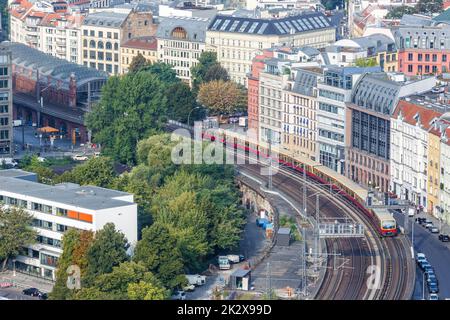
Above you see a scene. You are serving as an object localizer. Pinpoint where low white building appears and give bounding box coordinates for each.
[0,169,138,281]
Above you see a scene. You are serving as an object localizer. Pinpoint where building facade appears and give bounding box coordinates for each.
[206,12,336,86]
[156,16,209,85]
[81,10,157,75]
[316,66,379,174]
[121,36,158,74]
[0,169,138,281]
[440,126,450,225]
[347,73,435,193]
[390,100,442,212]
[0,45,12,156]
[394,25,450,76]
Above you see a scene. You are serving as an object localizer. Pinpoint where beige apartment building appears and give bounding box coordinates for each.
[121,36,158,74]
[81,10,157,75]
[206,12,335,86]
[156,16,209,85]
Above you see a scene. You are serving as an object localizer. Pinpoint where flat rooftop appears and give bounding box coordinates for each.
[0,171,134,211]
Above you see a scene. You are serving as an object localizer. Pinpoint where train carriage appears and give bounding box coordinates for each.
[372,209,397,236]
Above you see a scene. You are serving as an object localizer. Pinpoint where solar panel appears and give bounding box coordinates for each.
[238,21,250,32]
[220,19,231,31]
[257,22,269,34]
[211,18,222,30]
[248,22,259,33]
[229,20,240,32]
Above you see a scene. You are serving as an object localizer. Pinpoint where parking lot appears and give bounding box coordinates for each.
[393,211,450,300]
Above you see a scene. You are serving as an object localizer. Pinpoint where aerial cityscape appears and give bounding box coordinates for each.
[1,0,450,305]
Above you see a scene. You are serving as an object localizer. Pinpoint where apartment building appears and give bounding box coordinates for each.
[121,36,158,74]
[0,169,138,281]
[440,125,450,225]
[0,45,12,156]
[206,12,336,86]
[156,16,209,85]
[346,74,435,193]
[283,67,321,161]
[10,1,85,64]
[394,24,450,76]
[390,100,443,212]
[317,66,380,174]
[81,9,157,74]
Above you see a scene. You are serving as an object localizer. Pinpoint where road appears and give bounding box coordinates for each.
[393,211,450,299]
[0,287,38,300]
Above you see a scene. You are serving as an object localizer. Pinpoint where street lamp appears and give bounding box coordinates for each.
[187,106,201,127]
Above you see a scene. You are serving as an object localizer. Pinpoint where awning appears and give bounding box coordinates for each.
[38,126,59,133]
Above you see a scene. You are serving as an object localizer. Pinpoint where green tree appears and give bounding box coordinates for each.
[133,223,186,289]
[204,63,230,83]
[50,229,94,300]
[84,223,129,286]
[128,53,149,73]
[354,57,378,67]
[191,51,219,91]
[86,72,169,164]
[166,82,203,124]
[0,207,37,270]
[56,156,116,187]
[386,5,417,19]
[75,261,168,300]
[416,0,443,14]
[142,62,179,84]
[127,280,169,300]
[21,155,55,184]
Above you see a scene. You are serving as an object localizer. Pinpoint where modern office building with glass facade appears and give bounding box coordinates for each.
[0,44,12,156]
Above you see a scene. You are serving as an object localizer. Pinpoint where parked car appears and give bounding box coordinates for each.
[430,227,439,233]
[416,253,427,264]
[438,234,450,242]
[428,281,439,294]
[427,274,438,285]
[429,293,439,300]
[419,260,432,271]
[424,223,434,229]
[171,290,186,300]
[182,284,195,292]
[22,288,42,297]
[408,208,415,217]
[72,154,88,161]
[416,217,426,224]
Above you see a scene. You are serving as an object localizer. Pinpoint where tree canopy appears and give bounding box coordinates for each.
[197,80,247,115]
[128,53,149,73]
[0,207,37,270]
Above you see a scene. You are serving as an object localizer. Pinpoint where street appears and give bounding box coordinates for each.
[0,287,38,300]
[393,211,450,300]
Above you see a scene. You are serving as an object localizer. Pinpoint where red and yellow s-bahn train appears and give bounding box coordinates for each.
[200,129,398,237]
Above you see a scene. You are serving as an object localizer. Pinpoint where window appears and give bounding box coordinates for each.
[443,54,447,62]
[408,64,413,73]
[0,67,8,76]
[0,80,8,88]
[408,53,413,61]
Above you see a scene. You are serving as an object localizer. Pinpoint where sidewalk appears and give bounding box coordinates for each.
[0,270,54,293]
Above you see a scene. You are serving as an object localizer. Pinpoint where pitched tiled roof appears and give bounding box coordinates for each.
[121,36,158,51]
[392,100,443,130]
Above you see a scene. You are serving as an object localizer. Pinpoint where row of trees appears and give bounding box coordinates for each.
[85,55,247,165]
[386,0,443,19]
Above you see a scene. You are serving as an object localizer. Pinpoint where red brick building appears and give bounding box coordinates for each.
[247,51,273,140]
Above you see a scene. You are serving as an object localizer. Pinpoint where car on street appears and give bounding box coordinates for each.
[416,217,426,224]
[424,222,434,229]
[22,288,42,297]
[418,260,432,271]
[171,290,186,300]
[427,274,438,285]
[416,253,427,264]
[438,234,450,242]
[430,227,439,233]
[428,281,439,293]
[429,293,439,300]
[72,154,88,161]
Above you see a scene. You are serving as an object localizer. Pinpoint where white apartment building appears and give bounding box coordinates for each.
[206,12,335,86]
[0,169,138,281]
[316,66,378,174]
[10,1,84,63]
[390,100,440,211]
[156,16,209,85]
